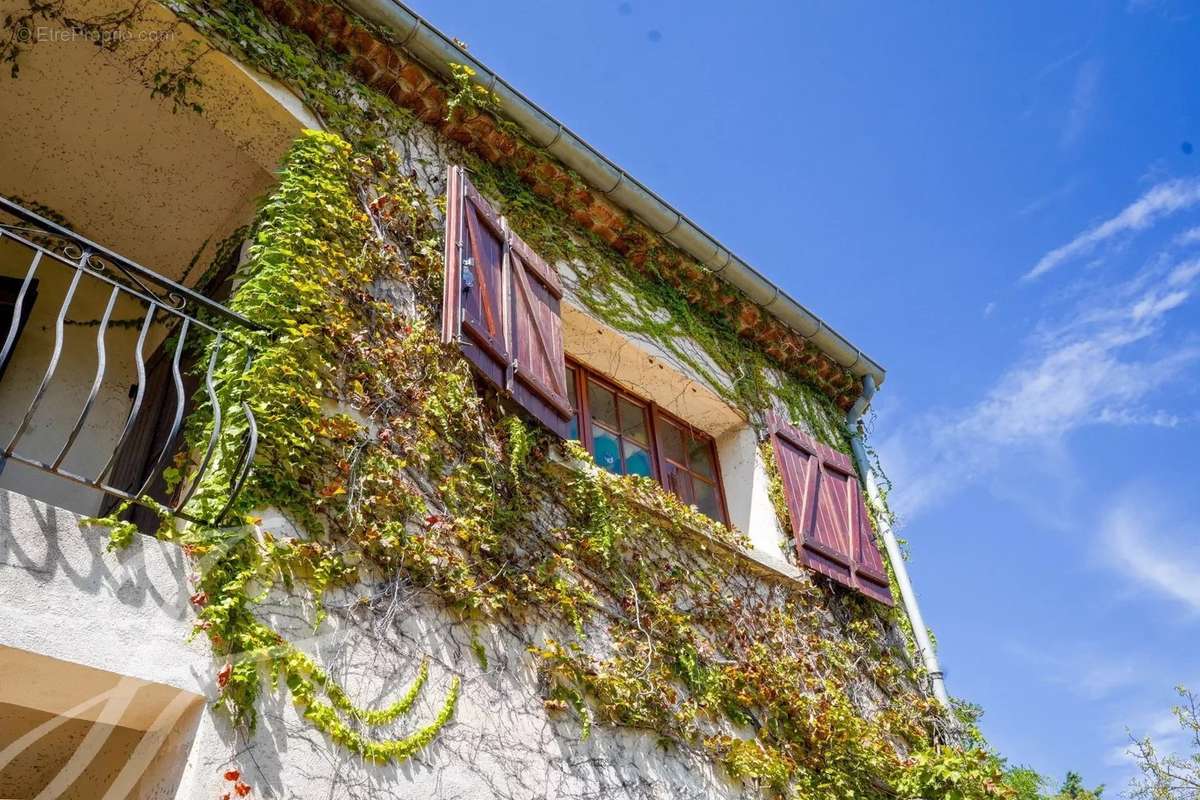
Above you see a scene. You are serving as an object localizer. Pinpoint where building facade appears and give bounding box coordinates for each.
[0,1,1001,798]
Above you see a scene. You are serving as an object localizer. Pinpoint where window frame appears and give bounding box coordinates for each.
[565,358,730,526]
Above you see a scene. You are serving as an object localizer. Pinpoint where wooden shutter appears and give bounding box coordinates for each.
[443,166,510,390]
[508,233,571,437]
[852,488,893,605]
[769,414,893,606]
[442,165,570,437]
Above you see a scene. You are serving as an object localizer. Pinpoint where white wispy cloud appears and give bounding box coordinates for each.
[1106,696,1200,770]
[1018,177,1080,217]
[1102,489,1200,612]
[1167,257,1200,286]
[1025,177,1200,280]
[883,253,1200,520]
[1061,58,1102,148]
[1172,226,1200,247]
[1007,641,1144,700]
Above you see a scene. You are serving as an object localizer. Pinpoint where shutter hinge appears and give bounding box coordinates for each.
[461,256,475,291]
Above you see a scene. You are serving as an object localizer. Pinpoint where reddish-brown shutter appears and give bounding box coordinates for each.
[507,233,571,437]
[768,414,893,605]
[852,488,893,605]
[442,166,510,390]
[442,165,570,437]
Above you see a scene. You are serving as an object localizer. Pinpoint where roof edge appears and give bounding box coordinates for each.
[340,0,886,388]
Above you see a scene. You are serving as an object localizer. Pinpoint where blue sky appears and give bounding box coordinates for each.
[406,0,1200,790]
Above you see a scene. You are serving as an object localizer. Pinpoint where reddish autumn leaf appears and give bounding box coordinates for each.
[318,481,346,498]
[234,781,251,796]
[190,591,208,607]
[223,770,240,781]
[425,514,442,526]
[220,794,231,800]
[217,662,232,688]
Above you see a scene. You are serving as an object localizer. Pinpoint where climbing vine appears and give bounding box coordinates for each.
[5,0,1026,795]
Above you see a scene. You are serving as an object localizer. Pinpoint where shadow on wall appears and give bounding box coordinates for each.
[0,489,211,798]
[0,489,191,618]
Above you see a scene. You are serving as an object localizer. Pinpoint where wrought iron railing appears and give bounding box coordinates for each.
[0,195,261,525]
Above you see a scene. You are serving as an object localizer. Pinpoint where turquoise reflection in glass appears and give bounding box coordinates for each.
[623,441,653,477]
[592,427,621,474]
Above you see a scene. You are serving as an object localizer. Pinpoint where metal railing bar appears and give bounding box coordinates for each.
[217,399,258,526]
[0,248,42,367]
[136,317,191,500]
[0,196,263,527]
[1,450,208,525]
[96,302,158,483]
[5,266,84,457]
[0,226,230,336]
[0,196,264,331]
[52,285,120,470]
[175,334,224,510]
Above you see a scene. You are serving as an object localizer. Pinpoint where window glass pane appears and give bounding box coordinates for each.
[588,380,618,431]
[618,397,648,445]
[693,479,722,522]
[688,435,715,480]
[592,427,621,474]
[668,468,694,505]
[623,442,653,477]
[659,418,686,465]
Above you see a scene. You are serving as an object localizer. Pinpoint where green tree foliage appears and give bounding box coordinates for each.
[1054,771,1104,799]
[1003,766,1103,800]
[1004,766,1047,800]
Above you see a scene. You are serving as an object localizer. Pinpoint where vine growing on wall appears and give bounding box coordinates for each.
[5,0,1028,794]
[155,125,1007,797]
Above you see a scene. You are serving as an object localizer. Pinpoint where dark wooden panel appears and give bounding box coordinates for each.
[768,412,894,600]
[508,232,570,436]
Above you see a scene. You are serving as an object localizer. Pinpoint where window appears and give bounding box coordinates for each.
[565,360,729,525]
[767,413,892,605]
[654,410,724,523]
[442,166,572,437]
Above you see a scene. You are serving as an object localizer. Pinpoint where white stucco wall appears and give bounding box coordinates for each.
[716,426,789,562]
[0,489,208,798]
[0,490,777,799]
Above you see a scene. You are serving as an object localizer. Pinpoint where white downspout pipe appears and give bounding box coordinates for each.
[846,376,950,708]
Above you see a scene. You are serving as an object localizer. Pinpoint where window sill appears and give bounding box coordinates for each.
[546,445,809,589]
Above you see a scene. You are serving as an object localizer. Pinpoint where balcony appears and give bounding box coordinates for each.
[0,195,259,527]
